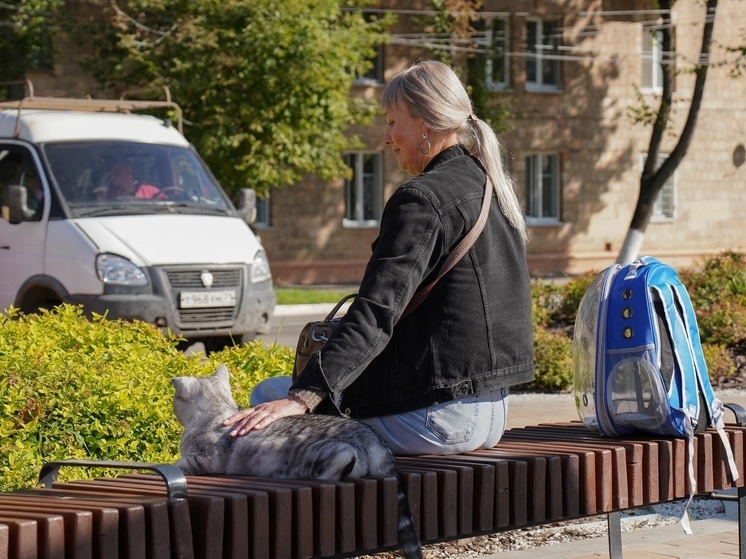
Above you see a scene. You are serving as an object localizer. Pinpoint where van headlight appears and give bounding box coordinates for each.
[251,250,272,283]
[96,254,149,286]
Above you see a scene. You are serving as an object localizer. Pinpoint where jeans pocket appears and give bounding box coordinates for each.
[425,396,479,444]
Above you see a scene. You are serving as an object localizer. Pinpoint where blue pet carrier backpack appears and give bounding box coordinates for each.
[573,256,738,532]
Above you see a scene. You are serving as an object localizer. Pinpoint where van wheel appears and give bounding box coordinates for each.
[20,290,62,314]
[197,334,254,354]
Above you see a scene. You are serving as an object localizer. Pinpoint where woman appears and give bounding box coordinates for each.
[225,60,534,455]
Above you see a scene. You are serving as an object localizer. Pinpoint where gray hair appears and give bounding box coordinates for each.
[382,60,528,245]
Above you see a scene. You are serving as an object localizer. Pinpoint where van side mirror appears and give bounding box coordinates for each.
[2,185,34,224]
[236,188,257,225]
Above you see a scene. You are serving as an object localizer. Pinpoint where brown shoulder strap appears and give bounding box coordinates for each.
[400,177,493,320]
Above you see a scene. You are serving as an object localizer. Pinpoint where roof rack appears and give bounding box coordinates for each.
[0,81,184,135]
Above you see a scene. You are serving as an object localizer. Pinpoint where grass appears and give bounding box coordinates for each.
[274,286,356,305]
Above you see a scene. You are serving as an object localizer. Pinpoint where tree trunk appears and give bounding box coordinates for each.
[617,0,718,265]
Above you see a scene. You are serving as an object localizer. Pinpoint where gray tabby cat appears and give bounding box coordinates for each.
[172,364,422,559]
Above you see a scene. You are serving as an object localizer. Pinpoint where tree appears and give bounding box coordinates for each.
[617,0,720,264]
[3,0,389,196]
[0,0,64,87]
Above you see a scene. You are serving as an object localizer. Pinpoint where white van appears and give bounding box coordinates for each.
[0,89,275,351]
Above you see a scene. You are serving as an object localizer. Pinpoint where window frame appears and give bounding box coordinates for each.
[342,151,382,229]
[524,18,562,92]
[254,191,271,229]
[484,16,510,91]
[641,26,664,94]
[525,153,561,224]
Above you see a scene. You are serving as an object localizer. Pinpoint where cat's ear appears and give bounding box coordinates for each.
[171,376,192,396]
[214,364,231,383]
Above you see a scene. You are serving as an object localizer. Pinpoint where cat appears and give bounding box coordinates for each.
[172,364,422,559]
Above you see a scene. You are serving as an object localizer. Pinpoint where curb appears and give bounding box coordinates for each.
[273,303,352,317]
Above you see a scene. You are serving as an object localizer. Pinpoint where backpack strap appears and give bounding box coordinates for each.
[654,274,739,534]
[671,282,739,482]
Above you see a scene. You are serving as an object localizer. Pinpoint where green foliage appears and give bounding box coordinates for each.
[679,251,746,345]
[530,279,561,329]
[526,253,746,393]
[0,0,64,84]
[519,325,573,393]
[33,0,390,196]
[553,272,597,325]
[0,304,294,492]
[275,287,356,305]
[205,342,295,409]
[702,343,737,382]
[3,252,746,490]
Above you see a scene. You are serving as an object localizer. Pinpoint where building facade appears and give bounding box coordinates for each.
[23,0,746,285]
[254,0,746,284]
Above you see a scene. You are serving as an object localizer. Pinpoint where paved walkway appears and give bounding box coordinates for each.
[498,391,746,558]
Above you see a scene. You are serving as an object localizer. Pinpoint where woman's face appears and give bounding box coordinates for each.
[384,101,425,176]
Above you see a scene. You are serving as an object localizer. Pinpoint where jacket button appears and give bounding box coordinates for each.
[458,381,471,394]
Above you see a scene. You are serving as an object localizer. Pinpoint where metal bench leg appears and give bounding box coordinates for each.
[608,511,623,559]
[738,487,746,559]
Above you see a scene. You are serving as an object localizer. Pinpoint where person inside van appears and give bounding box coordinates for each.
[103,160,162,200]
[24,175,44,220]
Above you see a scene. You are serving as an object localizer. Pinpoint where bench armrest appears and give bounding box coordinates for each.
[38,459,187,499]
[724,403,746,426]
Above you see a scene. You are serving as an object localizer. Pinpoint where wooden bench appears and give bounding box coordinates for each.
[1,411,745,559]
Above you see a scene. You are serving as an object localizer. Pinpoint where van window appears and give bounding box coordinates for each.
[0,146,45,221]
[42,141,231,217]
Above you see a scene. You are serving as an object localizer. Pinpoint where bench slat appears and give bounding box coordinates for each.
[49,480,194,559]
[0,499,116,559]
[0,518,37,559]
[0,512,64,559]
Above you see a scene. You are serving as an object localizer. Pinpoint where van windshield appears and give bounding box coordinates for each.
[42,141,232,217]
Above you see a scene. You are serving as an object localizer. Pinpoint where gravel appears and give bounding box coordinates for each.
[362,497,728,559]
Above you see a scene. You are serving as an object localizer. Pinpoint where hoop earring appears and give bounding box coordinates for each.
[420,134,431,155]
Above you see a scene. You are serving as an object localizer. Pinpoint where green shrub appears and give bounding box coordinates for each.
[531,279,561,328]
[680,251,746,346]
[519,325,574,393]
[552,272,597,325]
[702,342,737,383]
[0,304,294,492]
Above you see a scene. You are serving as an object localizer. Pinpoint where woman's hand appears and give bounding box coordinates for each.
[223,395,308,437]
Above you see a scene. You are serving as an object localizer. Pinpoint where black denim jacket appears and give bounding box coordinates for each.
[291,145,535,418]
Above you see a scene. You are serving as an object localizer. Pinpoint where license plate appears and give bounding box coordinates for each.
[180,290,236,309]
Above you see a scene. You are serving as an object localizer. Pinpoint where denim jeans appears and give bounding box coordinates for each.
[250,376,510,455]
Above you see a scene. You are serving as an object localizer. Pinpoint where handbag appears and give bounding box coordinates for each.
[293,178,494,380]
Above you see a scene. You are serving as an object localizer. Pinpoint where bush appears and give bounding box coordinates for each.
[0,304,294,492]
[3,251,745,491]
[518,326,574,393]
[702,342,737,383]
[680,251,746,346]
[552,272,597,325]
[530,280,561,328]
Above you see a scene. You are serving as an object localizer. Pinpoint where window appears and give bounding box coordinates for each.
[343,152,382,227]
[642,27,663,93]
[525,19,561,91]
[640,154,675,220]
[354,12,384,87]
[525,154,560,222]
[0,146,44,221]
[255,193,271,228]
[485,17,510,90]
[355,44,384,85]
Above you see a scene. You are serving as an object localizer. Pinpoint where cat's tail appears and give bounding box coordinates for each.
[395,472,422,559]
